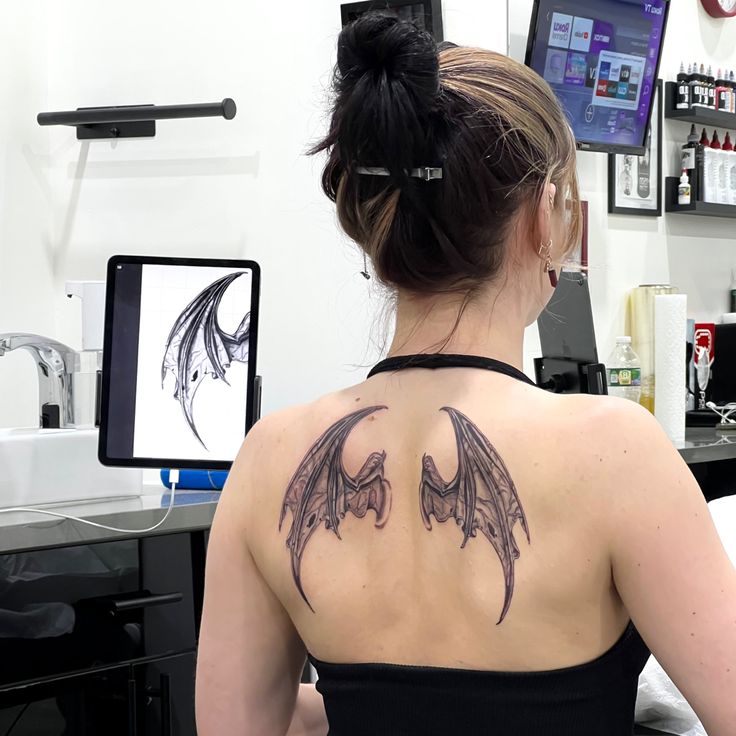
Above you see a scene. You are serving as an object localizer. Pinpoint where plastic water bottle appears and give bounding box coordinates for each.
[607,337,642,404]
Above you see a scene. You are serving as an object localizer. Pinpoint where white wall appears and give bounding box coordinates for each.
[512,0,736,374]
[0,0,733,428]
[0,2,54,427]
[0,0,510,428]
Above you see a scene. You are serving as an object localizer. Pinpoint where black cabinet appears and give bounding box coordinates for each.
[0,532,206,735]
[0,652,194,736]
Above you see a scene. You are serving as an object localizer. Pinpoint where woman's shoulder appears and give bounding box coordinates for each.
[524,390,681,498]
[530,388,658,438]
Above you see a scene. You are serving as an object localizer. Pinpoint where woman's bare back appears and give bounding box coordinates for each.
[246,367,631,672]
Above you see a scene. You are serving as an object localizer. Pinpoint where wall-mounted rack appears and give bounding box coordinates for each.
[37,98,237,140]
[664,82,736,129]
[665,177,736,219]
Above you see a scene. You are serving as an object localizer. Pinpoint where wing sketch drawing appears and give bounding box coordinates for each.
[279,406,391,611]
[161,272,250,450]
[420,407,530,624]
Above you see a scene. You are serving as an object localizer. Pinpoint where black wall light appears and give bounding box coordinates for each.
[340,0,444,40]
[37,98,237,140]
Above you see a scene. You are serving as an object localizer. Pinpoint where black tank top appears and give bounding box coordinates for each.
[309,354,651,736]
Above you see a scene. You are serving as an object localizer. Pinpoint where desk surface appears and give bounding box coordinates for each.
[676,427,736,465]
[0,488,218,555]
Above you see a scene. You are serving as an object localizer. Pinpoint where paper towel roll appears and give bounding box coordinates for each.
[627,285,678,413]
[654,295,688,443]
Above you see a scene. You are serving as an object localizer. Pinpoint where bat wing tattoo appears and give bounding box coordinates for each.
[420,407,530,624]
[161,272,250,449]
[279,406,391,611]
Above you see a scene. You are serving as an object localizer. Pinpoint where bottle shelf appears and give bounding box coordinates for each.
[665,177,736,218]
[664,82,736,130]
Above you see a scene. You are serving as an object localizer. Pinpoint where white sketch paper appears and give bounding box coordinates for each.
[132,265,253,463]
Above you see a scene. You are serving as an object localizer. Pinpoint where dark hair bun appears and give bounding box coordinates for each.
[332,13,441,178]
[337,13,438,94]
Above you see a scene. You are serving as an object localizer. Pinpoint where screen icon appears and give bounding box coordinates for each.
[548,12,574,48]
[570,17,594,52]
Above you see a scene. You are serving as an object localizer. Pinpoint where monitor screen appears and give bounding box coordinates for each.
[99,256,260,470]
[525,0,669,154]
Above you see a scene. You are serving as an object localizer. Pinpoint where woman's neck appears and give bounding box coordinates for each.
[387,287,528,370]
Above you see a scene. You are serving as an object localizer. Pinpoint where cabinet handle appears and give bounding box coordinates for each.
[128,676,138,736]
[160,673,172,736]
[147,673,172,736]
[110,591,183,614]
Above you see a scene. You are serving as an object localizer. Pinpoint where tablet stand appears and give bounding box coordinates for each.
[534,358,608,395]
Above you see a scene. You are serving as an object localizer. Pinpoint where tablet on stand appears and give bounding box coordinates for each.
[536,271,607,396]
[99,256,261,471]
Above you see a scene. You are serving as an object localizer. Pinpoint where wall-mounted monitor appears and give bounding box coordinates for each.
[525,0,670,155]
[341,0,444,41]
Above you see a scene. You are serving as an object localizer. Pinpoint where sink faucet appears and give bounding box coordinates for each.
[0,334,78,428]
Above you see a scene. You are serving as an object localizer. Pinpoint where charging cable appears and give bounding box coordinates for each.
[0,469,180,534]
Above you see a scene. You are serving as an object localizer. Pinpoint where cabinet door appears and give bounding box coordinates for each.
[0,664,135,735]
[137,653,196,736]
[0,653,197,736]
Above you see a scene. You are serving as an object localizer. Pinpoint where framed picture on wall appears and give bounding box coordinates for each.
[607,79,663,217]
[340,0,444,41]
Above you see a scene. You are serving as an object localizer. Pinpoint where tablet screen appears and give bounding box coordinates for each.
[100,256,260,469]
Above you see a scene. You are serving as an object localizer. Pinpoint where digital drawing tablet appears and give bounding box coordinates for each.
[99,255,260,470]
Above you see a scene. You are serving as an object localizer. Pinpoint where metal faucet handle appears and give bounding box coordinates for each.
[0,333,76,357]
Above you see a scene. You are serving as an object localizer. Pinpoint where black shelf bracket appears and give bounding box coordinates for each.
[37,98,237,140]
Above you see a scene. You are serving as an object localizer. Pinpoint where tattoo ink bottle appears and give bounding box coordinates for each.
[677,62,691,109]
[682,125,700,201]
[689,62,702,108]
[725,133,736,206]
[698,129,711,203]
[678,169,692,206]
[682,124,698,172]
[707,65,717,110]
[699,64,709,108]
[705,130,721,204]
[716,69,729,113]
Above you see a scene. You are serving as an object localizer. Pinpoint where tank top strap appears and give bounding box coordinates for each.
[368,353,537,387]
